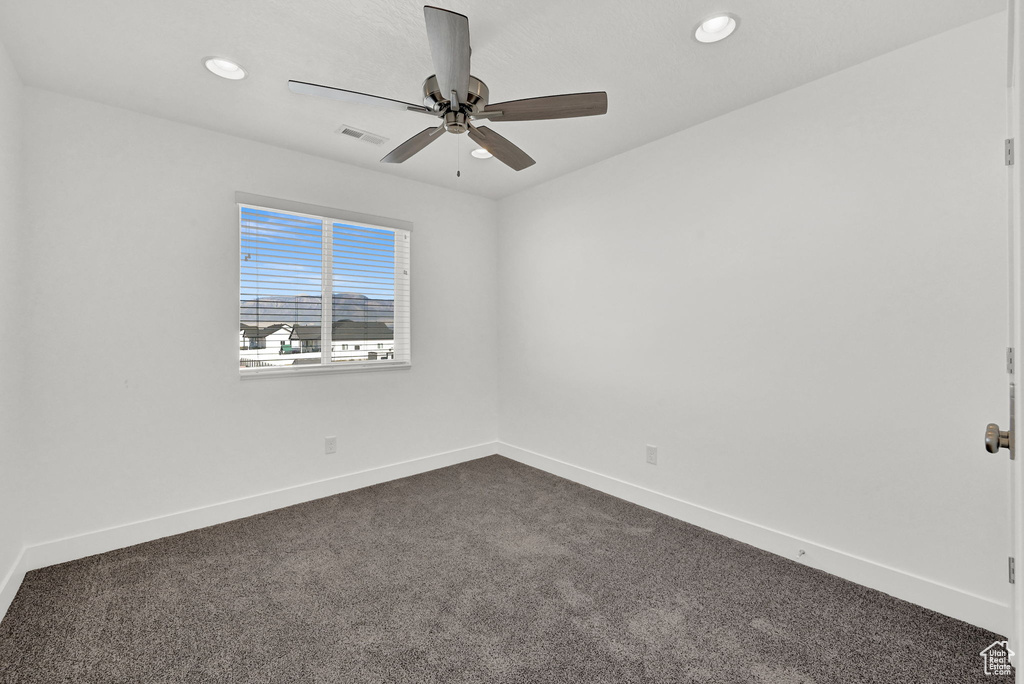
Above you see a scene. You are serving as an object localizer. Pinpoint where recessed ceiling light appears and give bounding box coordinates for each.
[471,147,492,159]
[695,14,738,43]
[204,57,247,80]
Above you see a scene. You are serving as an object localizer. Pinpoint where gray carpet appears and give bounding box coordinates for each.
[0,455,1009,683]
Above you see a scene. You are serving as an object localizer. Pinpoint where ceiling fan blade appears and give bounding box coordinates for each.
[478,92,608,121]
[288,80,434,115]
[423,6,471,107]
[467,126,535,171]
[381,125,446,164]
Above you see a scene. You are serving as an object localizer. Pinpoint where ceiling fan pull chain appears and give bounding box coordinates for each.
[457,134,461,178]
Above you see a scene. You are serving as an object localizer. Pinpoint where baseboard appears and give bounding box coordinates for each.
[497,442,1011,636]
[0,441,499,623]
[3,440,1009,635]
[0,547,26,628]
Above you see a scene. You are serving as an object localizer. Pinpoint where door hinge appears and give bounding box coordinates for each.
[1010,557,1016,584]
[1008,348,1015,375]
[1007,139,1015,166]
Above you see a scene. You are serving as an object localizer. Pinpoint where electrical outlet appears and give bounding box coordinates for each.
[646,444,658,465]
[325,436,337,455]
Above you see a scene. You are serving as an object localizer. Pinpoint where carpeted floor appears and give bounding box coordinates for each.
[0,455,1009,683]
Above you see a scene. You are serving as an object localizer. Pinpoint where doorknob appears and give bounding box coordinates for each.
[985,384,1016,458]
[986,423,1011,453]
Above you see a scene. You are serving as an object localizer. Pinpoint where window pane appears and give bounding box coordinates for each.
[330,223,395,363]
[240,207,322,368]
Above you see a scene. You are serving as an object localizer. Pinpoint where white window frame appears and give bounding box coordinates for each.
[237,192,411,379]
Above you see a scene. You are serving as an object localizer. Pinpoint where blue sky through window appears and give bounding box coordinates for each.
[241,207,321,301]
[240,207,398,335]
[332,222,396,304]
[240,208,396,304]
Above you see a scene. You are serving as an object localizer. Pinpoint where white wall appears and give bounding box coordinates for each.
[1,12,1012,634]
[16,89,499,550]
[498,14,1010,611]
[0,38,25,590]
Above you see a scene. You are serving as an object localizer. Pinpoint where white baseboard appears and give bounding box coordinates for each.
[2,440,1009,636]
[0,441,499,623]
[497,442,1011,636]
[0,547,26,628]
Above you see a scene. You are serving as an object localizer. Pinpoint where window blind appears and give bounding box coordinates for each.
[239,202,411,375]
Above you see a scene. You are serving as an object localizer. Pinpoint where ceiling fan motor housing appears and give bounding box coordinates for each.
[423,75,489,115]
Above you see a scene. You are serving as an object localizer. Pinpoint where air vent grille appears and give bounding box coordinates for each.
[335,125,389,146]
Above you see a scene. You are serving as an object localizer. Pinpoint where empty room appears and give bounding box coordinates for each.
[1,0,1022,682]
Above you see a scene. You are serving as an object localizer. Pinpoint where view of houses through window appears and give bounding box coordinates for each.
[239,204,410,372]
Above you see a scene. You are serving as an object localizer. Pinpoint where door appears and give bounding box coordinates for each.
[1009,3,1023,680]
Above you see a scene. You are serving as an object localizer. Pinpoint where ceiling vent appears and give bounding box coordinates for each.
[335,125,389,146]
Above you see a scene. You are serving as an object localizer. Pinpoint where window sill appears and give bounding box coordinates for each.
[240,361,411,380]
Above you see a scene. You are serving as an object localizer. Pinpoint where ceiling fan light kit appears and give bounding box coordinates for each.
[287,5,609,172]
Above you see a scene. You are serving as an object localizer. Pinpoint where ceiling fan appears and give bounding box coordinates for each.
[288,5,608,172]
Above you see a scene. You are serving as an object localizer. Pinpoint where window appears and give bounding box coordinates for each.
[238,193,411,377]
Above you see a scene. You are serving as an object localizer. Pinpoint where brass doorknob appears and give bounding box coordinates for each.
[986,423,1011,453]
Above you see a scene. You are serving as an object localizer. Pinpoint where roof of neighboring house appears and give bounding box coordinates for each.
[241,323,292,339]
[290,321,394,341]
[290,325,321,341]
[333,320,394,341]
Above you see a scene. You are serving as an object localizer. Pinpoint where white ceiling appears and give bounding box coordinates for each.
[0,0,1005,199]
